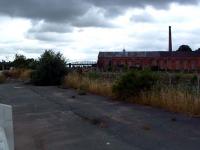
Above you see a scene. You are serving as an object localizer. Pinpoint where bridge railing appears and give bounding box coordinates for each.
[67,61,97,68]
[0,104,14,150]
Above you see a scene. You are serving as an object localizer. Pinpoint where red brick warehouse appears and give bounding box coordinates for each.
[97,26,200,72]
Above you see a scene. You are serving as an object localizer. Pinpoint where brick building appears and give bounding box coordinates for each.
[97,26,200,72]
[97,50,200,71]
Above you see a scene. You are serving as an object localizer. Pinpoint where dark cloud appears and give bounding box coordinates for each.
[0,0,90,22]
[0,0,198,28]
[26,21,74,42]
[86,0,198,17]
[87,0,197,8]
[28,21,73,33]
[72,7,114,27]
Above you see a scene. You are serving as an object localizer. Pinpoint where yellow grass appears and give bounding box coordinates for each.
[135,86,200,116]
[3,69,32,81]
[64,72,113,97]
[64,72,200,116]
[0,74,6,83]
[19,69,32,80]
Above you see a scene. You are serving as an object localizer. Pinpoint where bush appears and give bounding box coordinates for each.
[86,72,101,80]
[31,50,67,85]
[112,70,158,100]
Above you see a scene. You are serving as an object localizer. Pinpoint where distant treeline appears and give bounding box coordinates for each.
[0,54,38,70]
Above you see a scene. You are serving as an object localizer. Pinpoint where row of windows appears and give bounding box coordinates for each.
[110,59,198,66]
[101,59,200,70]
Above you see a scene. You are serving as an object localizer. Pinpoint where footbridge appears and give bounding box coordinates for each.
[67,61,97,68]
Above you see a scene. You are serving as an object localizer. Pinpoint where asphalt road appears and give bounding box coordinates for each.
[0,82,200,150]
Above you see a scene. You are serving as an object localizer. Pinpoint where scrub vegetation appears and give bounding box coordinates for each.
[64,70,200,116]
[64,71,113,97]
[1,50,200,115]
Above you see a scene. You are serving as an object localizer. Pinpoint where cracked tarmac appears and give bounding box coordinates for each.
[0,82,200,150]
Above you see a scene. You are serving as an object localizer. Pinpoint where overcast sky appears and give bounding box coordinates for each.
[0,0,200,61]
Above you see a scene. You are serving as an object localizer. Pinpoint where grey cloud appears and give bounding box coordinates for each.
[0,0,198,28]
[86,0,198,17]
[173,29,200,50]
[128,27,200,51]
[72,7,114,27]
[28,21,73,33]
[0,48,15,55]
[0,43,44,54]
[18,49,44,54]
[0,0,90,22]
[26,21,74,43]
[130,13,155,23]
[26,31,71,42]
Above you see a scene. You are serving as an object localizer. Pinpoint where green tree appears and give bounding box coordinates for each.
[31,50,68,85]
[195,48,200,52]
[12,54,28,68]
[177,45,192,52]
[26,58,38,69]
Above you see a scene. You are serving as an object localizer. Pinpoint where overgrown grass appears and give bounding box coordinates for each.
[64,72,113,97]
[3,69,32,81]
[19,69,32,80]
[64,70,200,116]
[0,73,6,83]
[137,85,200,116]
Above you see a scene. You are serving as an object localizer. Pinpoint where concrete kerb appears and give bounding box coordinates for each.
[0,104,14,150]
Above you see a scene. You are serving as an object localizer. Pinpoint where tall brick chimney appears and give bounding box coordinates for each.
[169,26,172,52]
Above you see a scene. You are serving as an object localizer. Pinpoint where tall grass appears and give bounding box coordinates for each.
[64,71,200,116]
[3,69,32,81]
[0,73,6,83]
[64,72,113,97]
[137,85,200,116]
[19,69,32,80]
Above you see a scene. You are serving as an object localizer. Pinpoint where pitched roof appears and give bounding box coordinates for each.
[98,51,200,58]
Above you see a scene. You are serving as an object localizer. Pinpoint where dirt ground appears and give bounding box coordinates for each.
[0,81,200,150]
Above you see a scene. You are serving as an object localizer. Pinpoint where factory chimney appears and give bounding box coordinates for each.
[169,26,172,52]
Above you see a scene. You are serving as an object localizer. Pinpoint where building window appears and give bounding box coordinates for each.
[176,60,180,70]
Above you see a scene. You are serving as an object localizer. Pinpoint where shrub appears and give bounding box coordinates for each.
[112,70,158,100]
[86,71,101,80]
[31,50,67,85]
